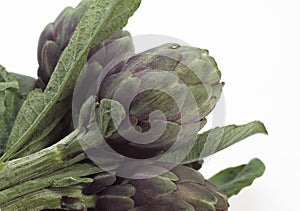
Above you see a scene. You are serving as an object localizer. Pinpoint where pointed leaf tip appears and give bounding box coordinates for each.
[209,158,266,198]
[252,121,268,135]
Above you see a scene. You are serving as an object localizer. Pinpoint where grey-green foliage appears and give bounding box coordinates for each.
[76,97,126,138]
[209,158,266,197]
[96,99,126,138]
[0,66,35,155]
[1,0,142,161]
[182,121,268,164]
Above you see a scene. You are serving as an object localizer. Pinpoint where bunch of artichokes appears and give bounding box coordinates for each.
[0,0,267,210]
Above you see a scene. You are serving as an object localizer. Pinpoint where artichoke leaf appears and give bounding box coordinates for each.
[96,99,126,138]
[209,158,265,197]
[182,121,268,164]
[0,65,35,155]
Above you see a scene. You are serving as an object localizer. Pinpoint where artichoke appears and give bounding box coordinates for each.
[0,0,268,210]
[36,0,133,90]
[34,0,223,160]
[93,165,229,211]
[95,43,223,158]
[27,0,134,156]
[36,0,90,90]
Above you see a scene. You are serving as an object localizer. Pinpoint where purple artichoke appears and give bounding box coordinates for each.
[95,165,229,211]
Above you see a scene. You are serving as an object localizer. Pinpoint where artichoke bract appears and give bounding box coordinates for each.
[36,0,90,90]
[95,43,223,158]
[95,165,229,211]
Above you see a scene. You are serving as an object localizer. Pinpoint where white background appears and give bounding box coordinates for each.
[0,0,298,210]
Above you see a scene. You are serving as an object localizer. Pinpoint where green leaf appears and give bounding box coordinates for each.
[182,121,268,164]
[1,0,142,161]
[10,73,35,96]
[0,67,18,91]
[209,158,266,197]
[77,97,126,137]
[96,99,126,138]
[0,66,35,155]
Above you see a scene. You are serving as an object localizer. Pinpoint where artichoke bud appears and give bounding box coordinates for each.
[36,0,133,90]
[97,43,223,158]
[95,165,229,211]
[36,0,90,90]
[34,0,135,155]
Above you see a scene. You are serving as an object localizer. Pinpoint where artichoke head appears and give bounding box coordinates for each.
[97,43,223,158]
[95,165,229,211]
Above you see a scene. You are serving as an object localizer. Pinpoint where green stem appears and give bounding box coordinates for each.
[0,129,85,191]
[0,186,96,211]
[0,162,102,205]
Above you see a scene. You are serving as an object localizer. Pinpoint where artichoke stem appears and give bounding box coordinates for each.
[0,130,84,191]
